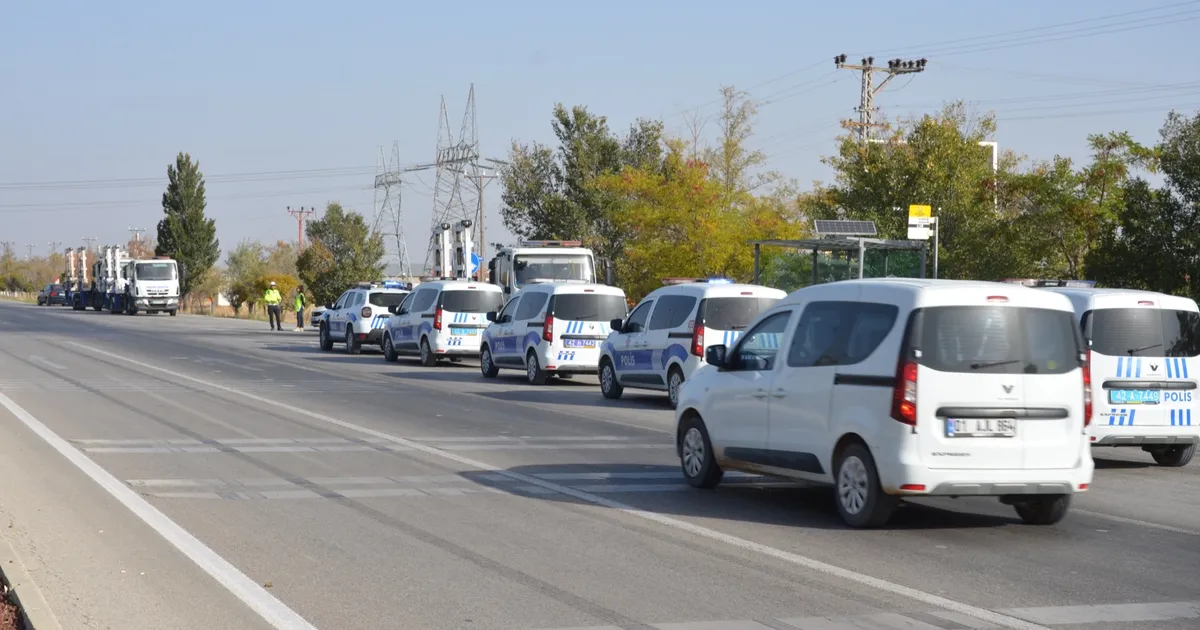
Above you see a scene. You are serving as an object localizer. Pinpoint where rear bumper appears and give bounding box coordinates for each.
[355,329,384,345]
[539,344,602,373]
[430,333,482,356]
[884,465,1093,497]
[1092,433,1200,446]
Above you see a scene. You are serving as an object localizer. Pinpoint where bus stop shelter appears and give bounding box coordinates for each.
[750,237,929,286]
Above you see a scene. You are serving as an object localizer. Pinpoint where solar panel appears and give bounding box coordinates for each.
[813,219,878,237]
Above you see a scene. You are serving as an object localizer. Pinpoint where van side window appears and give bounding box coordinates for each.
[841,303,900,365]
[396,292,416,315]
[787,302,851,367]
[497,296,521,322]
[649,295,697,330]
[409,289,438,313]
[730,311,792,371]
[515,292,549,321]
[624,300,655,333]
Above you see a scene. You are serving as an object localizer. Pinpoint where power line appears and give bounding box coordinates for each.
[0,165,377,192]
[834,54,928,142]
[0,184,373,212]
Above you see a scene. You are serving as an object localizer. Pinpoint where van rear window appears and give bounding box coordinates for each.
[699,297,779,331]
[369,292,408,308]
[440,290,504,313]
[551,294,628,322]
[1085,308,1200,357]
[915,306,1081,375]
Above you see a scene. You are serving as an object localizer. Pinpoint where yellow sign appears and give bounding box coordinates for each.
[908,204,932,218]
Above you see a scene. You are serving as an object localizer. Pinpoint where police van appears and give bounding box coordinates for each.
[599,278,787,407]
[382,279,505,367]
[676,279,1093,528]
[1042,286,1200,467]
[318,281,411,354]
[479,282,628,384]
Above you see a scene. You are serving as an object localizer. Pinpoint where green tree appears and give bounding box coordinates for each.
[156,152,219,296]
[498,104,664,262]
[296,202,385,306]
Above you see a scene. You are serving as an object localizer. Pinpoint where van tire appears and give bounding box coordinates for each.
[1150,444,1195,467]
[419,338,437,367]
[679,415,723,489]
[168,309,177,317]
[480,346,499,378]
[1014,495,1071,525]
[319,324,333,351]
[345,325,361,355]
[599,359,623,399]
[834,443,896,528]
[667,366,685,409]
[526,351,549,385]
[382,334,399,362]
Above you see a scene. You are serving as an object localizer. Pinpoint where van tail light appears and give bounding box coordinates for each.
[543,314,554,342]
[1083,349,1093,427]
[360,306,372,319]
[691,325,705,357]
[433,307,443,331]
[891,361,918,426]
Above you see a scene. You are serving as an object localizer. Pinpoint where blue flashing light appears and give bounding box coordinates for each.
[382,280,405,289]
[706,277,733,284]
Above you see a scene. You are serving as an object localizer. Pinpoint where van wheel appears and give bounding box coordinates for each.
[599,359,623,399]
[382,334,398,362]
[1014,495,1071,525]
[480,346,500,378]
[834,443,897,528]
[679,415,723,489]
[419,338,437,367]
[168,309,177,317]
[1150,444,1195,467]
[667,367,685,409]
[344,326,361,355]
[526,351,549,385]
[319,324,333,351]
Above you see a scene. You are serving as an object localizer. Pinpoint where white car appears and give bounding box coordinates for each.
[382,279,505,366]
[1043,286,1200,467]
[599,278,786,407]
[318,282,411,354]
[675,278,1094,528]
[479,282,627,384]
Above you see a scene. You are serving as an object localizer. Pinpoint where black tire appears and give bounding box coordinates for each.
[382,334,399,362]
[319,324,333,351]
[1014,495,1072,525]
[526,351,548,385]
[599,359,623,400]
[834,443,897,528]
[419,338,437,367]
[480,345,499,378]
[344,325,361,355]
[679,415,723,489]
[667,366,685,409]
[168,310,177,317]
[1150,444,1195,467]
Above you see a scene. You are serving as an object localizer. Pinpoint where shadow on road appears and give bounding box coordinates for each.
[460,463,1019,532]
[479,388,673,411]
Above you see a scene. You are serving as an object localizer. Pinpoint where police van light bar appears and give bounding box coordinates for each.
[662,277,703,285]
[519,240,582,248]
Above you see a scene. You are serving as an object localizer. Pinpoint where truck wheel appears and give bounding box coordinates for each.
[168,309,177,317]
[1014,495,1071,525]
[834,443,897,529]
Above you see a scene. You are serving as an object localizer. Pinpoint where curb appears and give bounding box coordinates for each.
[0,535,63,630]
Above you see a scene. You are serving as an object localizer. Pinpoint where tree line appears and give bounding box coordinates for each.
[57,89,1195,314]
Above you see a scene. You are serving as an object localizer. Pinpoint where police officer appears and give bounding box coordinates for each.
[293,285,307,332]
[263,281,282,331]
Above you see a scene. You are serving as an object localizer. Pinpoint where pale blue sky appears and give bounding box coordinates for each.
[2,0,1197,269]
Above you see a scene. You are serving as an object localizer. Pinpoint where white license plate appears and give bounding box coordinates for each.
[946,418,1015,438]
[450,327,477,336]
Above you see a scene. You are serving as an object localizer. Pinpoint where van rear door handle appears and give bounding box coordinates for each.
[771,388,787,398]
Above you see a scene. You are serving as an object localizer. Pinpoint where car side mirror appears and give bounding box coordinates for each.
[610,318,624,332]
[705,344,728,368]
[486,311,497,322]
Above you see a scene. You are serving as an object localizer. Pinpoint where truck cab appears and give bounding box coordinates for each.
[487,241,609,296]
[126,257,181,315]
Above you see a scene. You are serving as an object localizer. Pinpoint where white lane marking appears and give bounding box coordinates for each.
[28,355,67,370]
[1074,509,1200,537]
[999,600,1200,625]
[0,391,316,630]
[69,340,1049,630]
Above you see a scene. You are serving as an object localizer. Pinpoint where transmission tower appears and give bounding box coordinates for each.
[286,206,315,250]
[25,244,35,260]
[373,142,434,278]
[834,54,927,142]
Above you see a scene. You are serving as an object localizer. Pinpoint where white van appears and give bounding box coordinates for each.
[381,280,505,366]
[600,278,787,407]
[1042,287,1199,467]
[479,282,628,384]
[675,279,1093,528]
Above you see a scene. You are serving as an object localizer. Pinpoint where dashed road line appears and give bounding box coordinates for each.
[68,339,1053,630]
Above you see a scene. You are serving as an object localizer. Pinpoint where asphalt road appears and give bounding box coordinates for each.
[0,300,1197,630]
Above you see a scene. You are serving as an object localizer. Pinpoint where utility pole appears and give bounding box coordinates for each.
[25,244,35,260]
[82,236,98,253]
[287,206,316,250]
[49,241,61,256]
[128,227,145,243]
[0,241,13,259]
[834,54,927,142]
[468,159,507,280]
